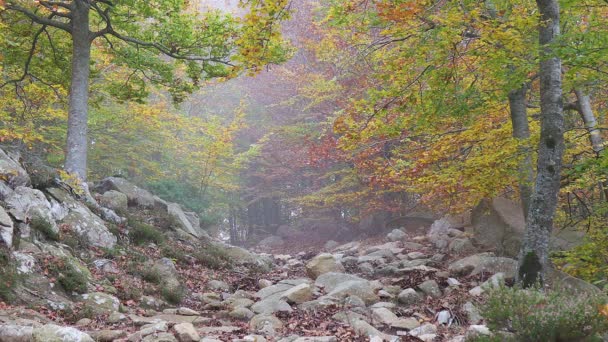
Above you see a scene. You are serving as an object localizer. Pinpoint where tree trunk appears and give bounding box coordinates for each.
[509,86,534,218]
[574,89,608,200]
[517,0,564,287]
[64,0,91,180]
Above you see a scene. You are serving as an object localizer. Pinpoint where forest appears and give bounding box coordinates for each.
[1,0,608,341]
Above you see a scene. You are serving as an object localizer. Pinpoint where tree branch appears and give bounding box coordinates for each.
[5,3,72,33]
[0,25,46,89]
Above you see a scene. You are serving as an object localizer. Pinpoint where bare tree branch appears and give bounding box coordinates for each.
[5,3,72,32]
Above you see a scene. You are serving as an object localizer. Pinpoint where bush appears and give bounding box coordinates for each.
[47,257,89,294]
[161,285,184,305]
[192,243,233,270]
[30,216,59,241]
[141,269,162,284]
[127,217,164,245]
[479,285,608,341]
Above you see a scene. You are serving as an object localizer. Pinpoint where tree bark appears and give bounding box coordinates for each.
[509,86,534,219]
[518,0,564,287]
[64,0,91,180]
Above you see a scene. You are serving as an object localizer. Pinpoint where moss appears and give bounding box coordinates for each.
[127,216,164,245]
[519,251,543,288]
[47,257,89,294]
[30,216,59,241]
[161,285,184,305]
[0,247,18,302]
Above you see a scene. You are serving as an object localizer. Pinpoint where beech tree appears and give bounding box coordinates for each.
[2,0,289,180]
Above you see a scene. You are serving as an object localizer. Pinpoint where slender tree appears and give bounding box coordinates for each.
[2,0,289,180]
[518,0,564,287]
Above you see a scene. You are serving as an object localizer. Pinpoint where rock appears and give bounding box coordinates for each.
[326,280,379,305]
[463,302,482,324]
[292,337,337,342]
[407,252,426,260]
[392,317,420,330]
[398,288,423,306]
[465,325,492,339]
[142,332,177,342]
[0,207,14,247]
[0,149,30,188]
[417,280,441,298]
[79,292,120,315]
[251,296,292,314]
[258,279,273,289]
[481,272,505,290]
[469,286,484,296]
[141,295,167,310]
[167,203,207,238]
[0,324,33,342]
[99,190,128,212]
[249,314,283,332]
[177,307,199,316]
[387,229,406,241]
[472,197,525,257]
[225,297,255,310]
[219,244,273,272]
[32,324,94,342]
[546,267,606,296]
[324,240,339,250]
[281,283,313,304]
[371,307,399,325]
[409,323,437,337]
[207,280,231,291]
[417,334,437,342]
[448,238,475,254]
[150,258,182,295]
[108,311,127,324]
[173,323,200,342]
[230,307,255,320]
[305,253,345,279]
[258,235,285,249]
[448,253,517,279]
[5,186,58,236]
[435,310,451,325]
[47,187,117,249]
[89,330,127,342]
[447,278,461,287]
[349,319,390,340]
[75,318,91,327]
[95,177,158,209]
[315,272,365,292]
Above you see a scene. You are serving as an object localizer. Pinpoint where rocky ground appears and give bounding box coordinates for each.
[0,147,601,342]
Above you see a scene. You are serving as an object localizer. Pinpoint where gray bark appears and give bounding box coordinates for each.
[518,0,564,287]
[508,86,534,219]
[64,0,92,180]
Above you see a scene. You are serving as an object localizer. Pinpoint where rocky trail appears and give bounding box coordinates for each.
[0,148,601,342]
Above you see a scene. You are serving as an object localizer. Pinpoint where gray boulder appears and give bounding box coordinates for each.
[306,253,345,279]
[32,324,94,342]
[387,229,406,242]
[325,280,379,305]
[79,292,120,315]
[0,206,14,247]
[167,203,207,239]
[5,187,58,237]
[99,190,128,212]
[0,148,30,188]
[471,197,525,257]
[0,324,34,342]
[95,177,156,209]
[47,188,116,249]
[448,253,517,279]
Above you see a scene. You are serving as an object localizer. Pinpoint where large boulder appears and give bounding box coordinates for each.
[0,324,34,342]
[167,203,207,239]
[0,149,30,188]
[0,206,14,247]
[257,235,284,249]
[5,186,58,237]
[471,197,525,257]
[79,292,120,315]
[47,188,116,249]
[315,272,367,292]
[305,253,345,279]
[94,177,156,209]
[324,280,379,305]
[448,253,517,279]
[32,324,93,342]
[218,243,273,272]
[99,190,128,213]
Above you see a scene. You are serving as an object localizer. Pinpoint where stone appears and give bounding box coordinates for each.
[46,187,117,249]
[417,280,441,298]
[469,286,484,296]
[407,252,426,260]
[108,311,127,324]
[392,317,420,330]
[481,272,505,290]
[0,207,14,247]
[142,332,177,342]
[230,307,255,320]
[207,279,231,291]
[326,280,379,305]
[398,288,423,305]
[89,330,126,342]
[448,238,475,254]
[0,324,33,342]
[80,292,120,315]
[0,148,30,188]
[315,272,366,292]
[436,310,451,325]
[258,235,285,249]
[371,307,399,325]
[95,177,157,209]
[448,253,517,279]
[75,318,91,327]
[417,334,437,342]
[251,295,293,314]
[5,187,57,235]
[447,278,461,286]
[219,244,273,272]
[32,324,94,342]
[249,314,283,332]
[472,197,525,257]
[99,190,128,212]
[281,283,313,304]
[173,323,200,342]
[305,253,345,279]
[387,229,406,241]
[408,323,437,337]
[463,302,482,324]
[324,240,339,250]
[150,258,182,295]
[465,325,492,339]
[168,203,207,238]
[12,251,36,275]
[292,337,337,342]
[258,279,273,289]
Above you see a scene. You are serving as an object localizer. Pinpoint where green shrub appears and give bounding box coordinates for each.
[128,217,164,245]
[142,269,162,284]
[30,216,59,241]
[480,285,608,342]
[0,247,18,302]
[160,244,188,263]
[192,243,233,270]
[161,285,184,305]
[48,257,89,294]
